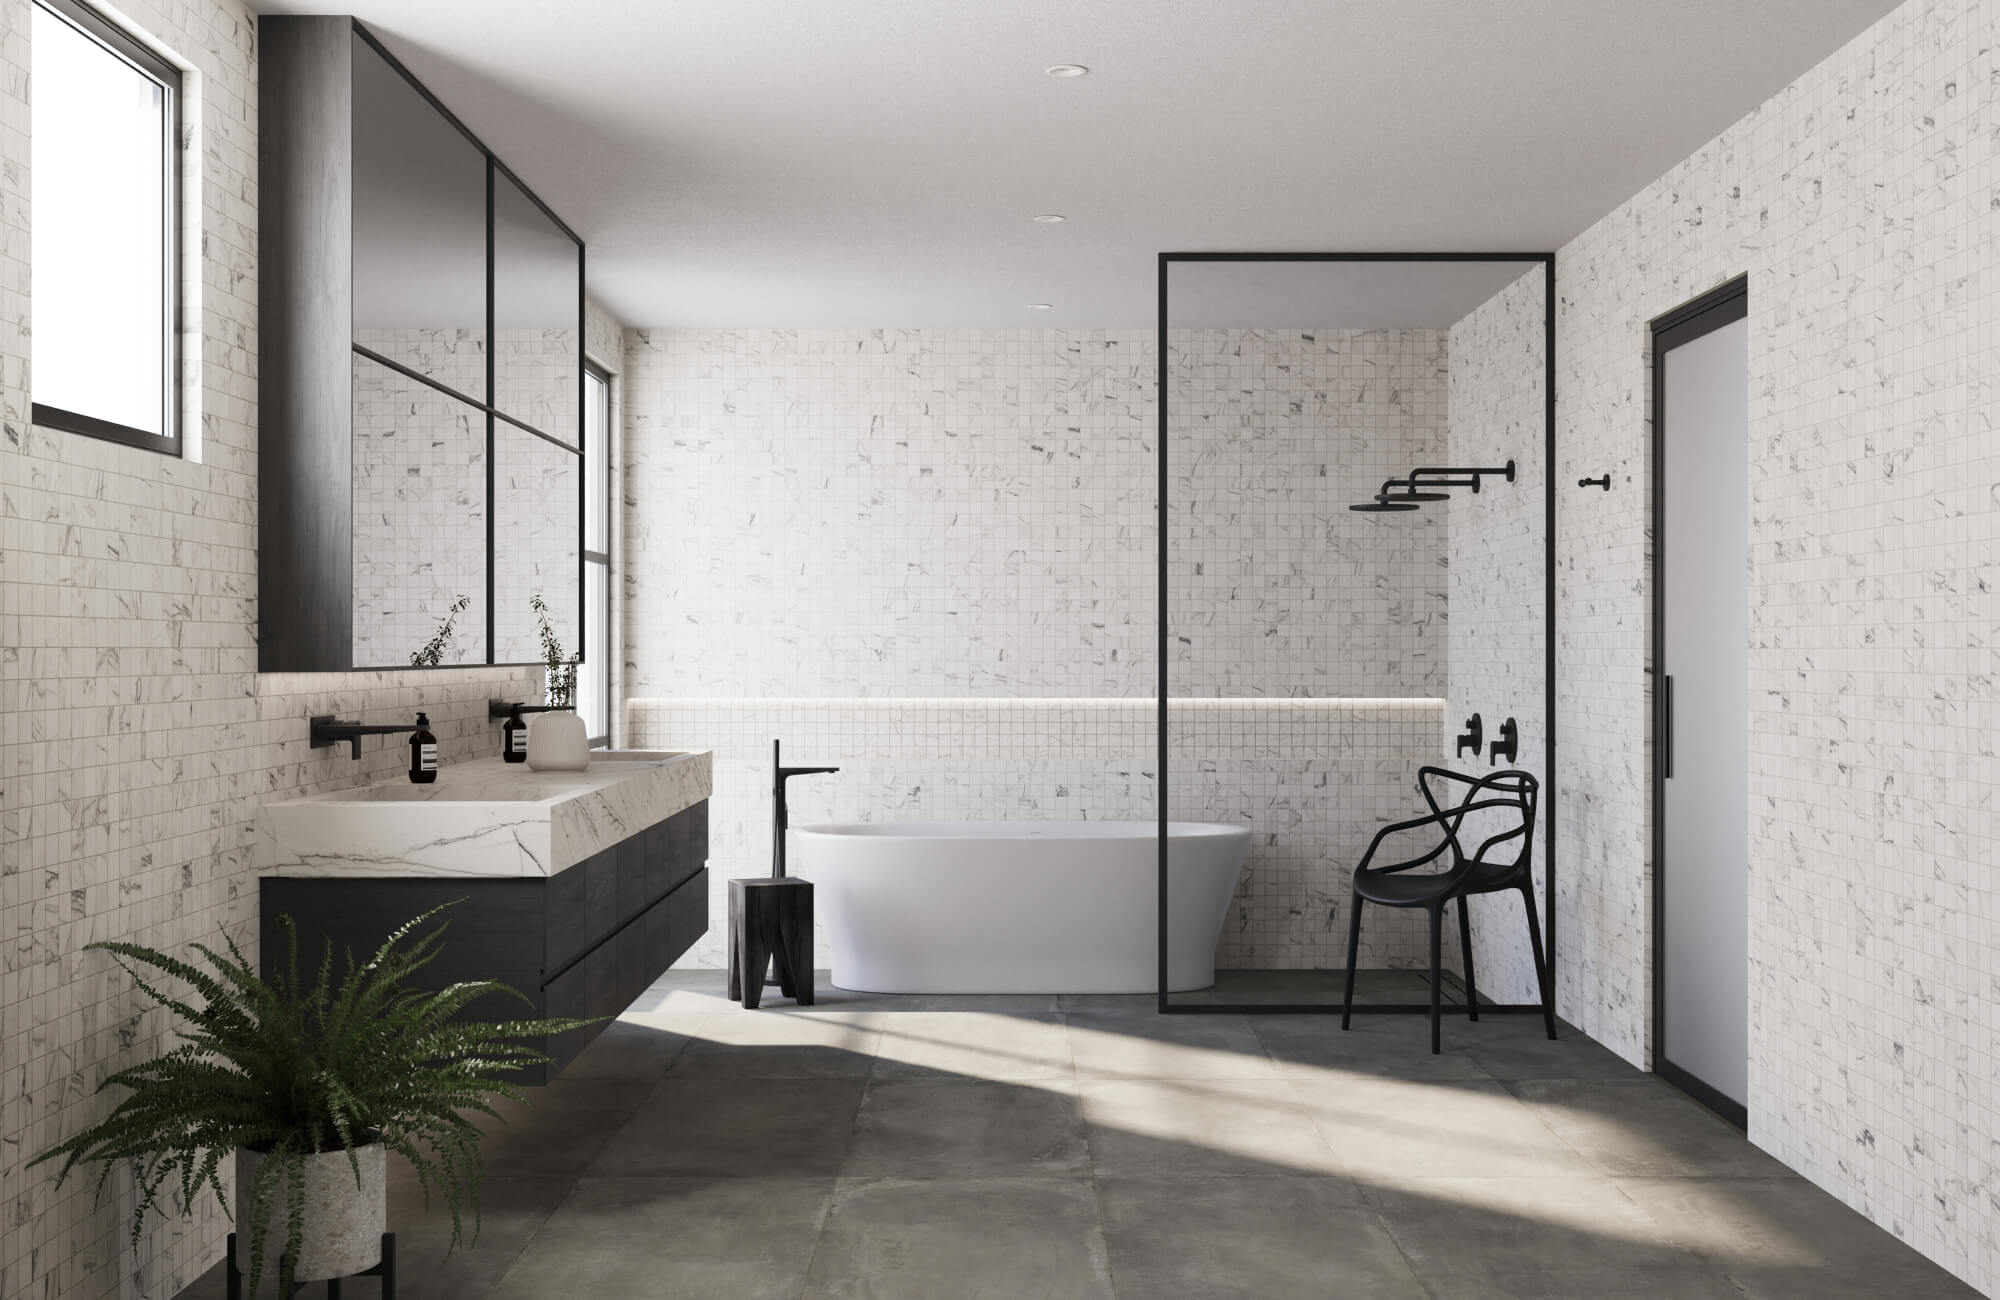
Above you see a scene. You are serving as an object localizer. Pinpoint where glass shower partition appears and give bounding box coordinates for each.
[1157,254,1555,1018]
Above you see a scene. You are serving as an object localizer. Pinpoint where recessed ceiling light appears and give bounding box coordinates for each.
[1044,64,1088,78]
[1026,303,1054,311]
[1032,213,1066,223]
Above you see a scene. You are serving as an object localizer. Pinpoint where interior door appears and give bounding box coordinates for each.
[1654,280,1749,1125]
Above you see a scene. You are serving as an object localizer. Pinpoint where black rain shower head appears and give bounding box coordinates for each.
[1349,461,1517,512]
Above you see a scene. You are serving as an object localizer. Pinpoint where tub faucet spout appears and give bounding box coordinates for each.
[773,739,840,879]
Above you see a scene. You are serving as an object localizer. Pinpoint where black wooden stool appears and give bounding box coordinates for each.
[728,877,813,1009]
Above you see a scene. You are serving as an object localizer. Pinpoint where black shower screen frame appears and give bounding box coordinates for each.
[1155,251,1559,1017]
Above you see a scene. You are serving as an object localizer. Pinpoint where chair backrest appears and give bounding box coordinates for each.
[1417,767,1538,878]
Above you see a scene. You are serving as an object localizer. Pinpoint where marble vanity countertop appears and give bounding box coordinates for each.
[254,750,713,879]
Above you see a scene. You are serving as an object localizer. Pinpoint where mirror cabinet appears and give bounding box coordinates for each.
[260,17,584,672]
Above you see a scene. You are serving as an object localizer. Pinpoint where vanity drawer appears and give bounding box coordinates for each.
[543,868,708,1075]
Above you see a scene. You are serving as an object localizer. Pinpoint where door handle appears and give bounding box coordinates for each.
[1662,675,1673,780]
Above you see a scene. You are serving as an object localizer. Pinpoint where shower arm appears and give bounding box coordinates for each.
[1406,462,1516,493]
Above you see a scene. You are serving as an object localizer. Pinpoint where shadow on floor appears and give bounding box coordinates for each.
[171,967,1979,1300]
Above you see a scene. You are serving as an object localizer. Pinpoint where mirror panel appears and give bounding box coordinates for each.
[493,169,581,446]
[493,424,582,665]
[351,352,488,668]
[351,32,487,397]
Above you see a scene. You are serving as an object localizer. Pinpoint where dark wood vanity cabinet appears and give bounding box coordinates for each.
[260,802,708,1084]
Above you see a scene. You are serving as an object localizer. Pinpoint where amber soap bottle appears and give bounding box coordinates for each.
[409,713,438,784]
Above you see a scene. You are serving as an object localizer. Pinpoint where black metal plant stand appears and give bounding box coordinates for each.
[224,1232,394,1298]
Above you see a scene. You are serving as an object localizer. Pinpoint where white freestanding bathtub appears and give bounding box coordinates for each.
[788,820,1250,994]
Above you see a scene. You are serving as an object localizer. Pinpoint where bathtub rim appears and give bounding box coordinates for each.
[791,819,1249,843]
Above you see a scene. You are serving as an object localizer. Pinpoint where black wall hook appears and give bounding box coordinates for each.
[1578,475,1611,491]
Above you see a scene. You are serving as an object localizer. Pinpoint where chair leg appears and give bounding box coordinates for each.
[1519,882,1557,1040]
[1427,903,1444,1054]
[1341,891,1363,1030]
[1457,895,1478,1022]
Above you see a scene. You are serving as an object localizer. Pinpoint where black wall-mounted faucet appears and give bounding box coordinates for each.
[310,715,420,760]
[1454,713,1483,760]
[1578,475,1611,491]
[772,739,840,880]
[1490,717,1520,767]
[488,698,564,720]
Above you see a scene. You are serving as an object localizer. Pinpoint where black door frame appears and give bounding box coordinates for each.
[1649,274,1750,1126]
[1155,251,1557,1016]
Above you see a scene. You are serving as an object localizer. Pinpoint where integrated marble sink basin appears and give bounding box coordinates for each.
[310,755,693,803]
[255,750,713,878]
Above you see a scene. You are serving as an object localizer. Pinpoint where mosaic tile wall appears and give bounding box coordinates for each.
[1445,268,1551,1005]
[0,7,549,1295]
[1166,329,1449,698]
[1554,0,1998,1288]
[621,327,1449,970]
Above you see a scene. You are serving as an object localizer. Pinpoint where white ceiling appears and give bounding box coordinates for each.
[257,0,1904,328]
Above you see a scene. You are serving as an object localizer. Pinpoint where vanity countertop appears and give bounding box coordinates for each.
[254,750,713,879]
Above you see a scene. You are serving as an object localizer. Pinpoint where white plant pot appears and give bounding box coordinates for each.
[235,1142,385,1289]
[526,709,591,771]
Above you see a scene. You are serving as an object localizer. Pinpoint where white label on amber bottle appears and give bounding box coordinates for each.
[510,729,527,753]
[419,743,438,772]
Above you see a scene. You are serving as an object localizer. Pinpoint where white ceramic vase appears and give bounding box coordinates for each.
[235,1143,385,1290]
[526,709,591,771]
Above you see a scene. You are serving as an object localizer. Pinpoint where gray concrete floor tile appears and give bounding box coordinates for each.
[1510,1078,1790,1177]
[1368,1175,1746,1299]
[555,1013,704,1081]
[488,1176,833,1300]
[472,1076,660,1178]
[1250,1013,1498,1082]
[1460,1015,1643,1081]
[1079,1078,1343,1177]
[667,1005,882,1077]
[1617,1176,1985,1298]
[589,1077,866,1177]
[1066,1012,1279,1081]
[803,1177,1115,1299]
[871,1011,1075,1080]
[1289,1074,1593,1180]
[1095,1176,1422,1298]
[846,1078,1088,1178]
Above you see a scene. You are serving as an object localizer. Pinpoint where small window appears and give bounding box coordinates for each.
[578,365,612,745]
[31,0,182,453]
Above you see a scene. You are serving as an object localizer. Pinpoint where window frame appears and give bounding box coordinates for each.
[581,362,612,746]
[29,0,184,456]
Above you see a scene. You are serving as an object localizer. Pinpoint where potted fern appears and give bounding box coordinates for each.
[32,908,591,1297]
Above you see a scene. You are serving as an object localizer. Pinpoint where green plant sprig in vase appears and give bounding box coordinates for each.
[530,592,577,709]
[31,906,595,1296]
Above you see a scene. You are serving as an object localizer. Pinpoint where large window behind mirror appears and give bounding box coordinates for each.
[30,0,181,453]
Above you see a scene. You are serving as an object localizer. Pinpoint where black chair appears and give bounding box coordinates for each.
[1340,767,1554,1052]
